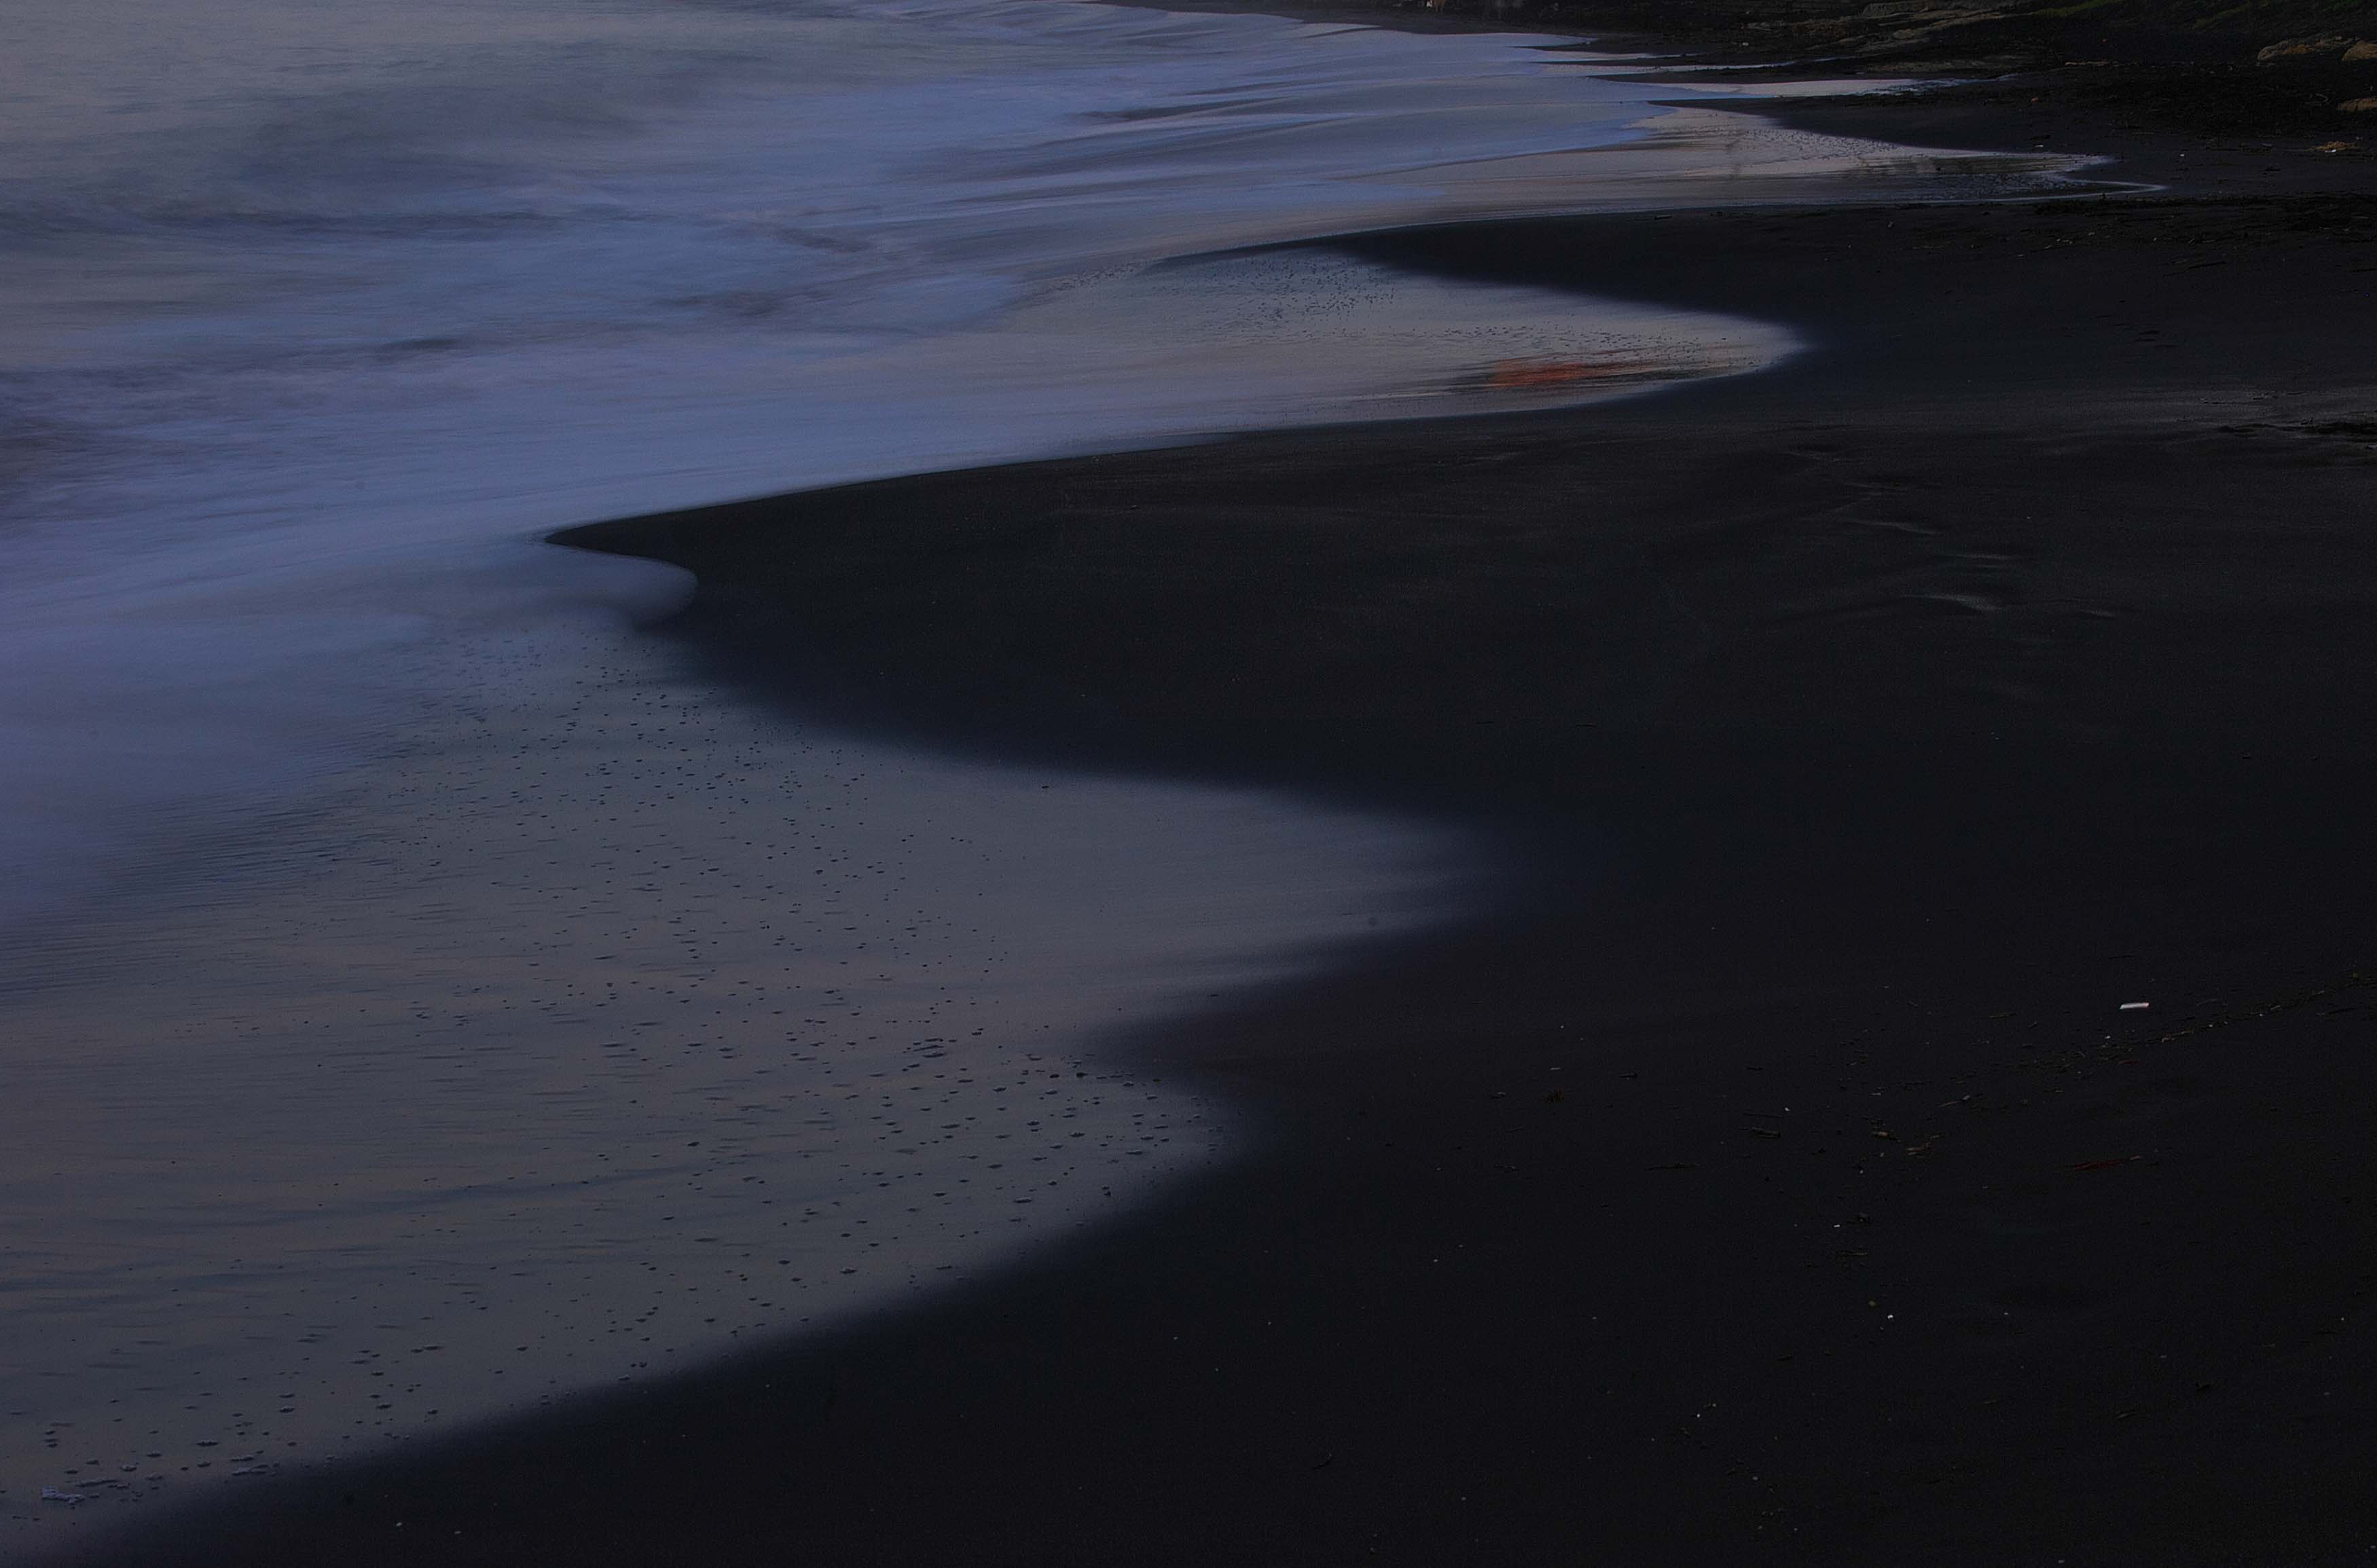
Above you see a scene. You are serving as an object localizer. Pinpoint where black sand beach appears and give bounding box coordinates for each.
[73,58,2377,1568]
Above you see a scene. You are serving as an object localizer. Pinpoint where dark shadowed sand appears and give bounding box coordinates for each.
[63,75,2377,1568]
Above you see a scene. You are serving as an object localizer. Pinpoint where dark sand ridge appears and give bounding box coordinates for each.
[76,71,2377,1568]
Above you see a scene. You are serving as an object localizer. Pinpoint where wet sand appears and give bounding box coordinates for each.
[65,71,2377,1568]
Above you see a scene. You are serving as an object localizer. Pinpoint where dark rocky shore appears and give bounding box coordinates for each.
[70,10,2377,1567]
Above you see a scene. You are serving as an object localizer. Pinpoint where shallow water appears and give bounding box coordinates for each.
[0,0,2091,1546]
[0,0,2084,925]
[0,557,1485,1541]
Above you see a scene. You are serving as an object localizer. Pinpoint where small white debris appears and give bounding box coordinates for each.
[40,1487,84,1506]
[2120,1002,2151,1010]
